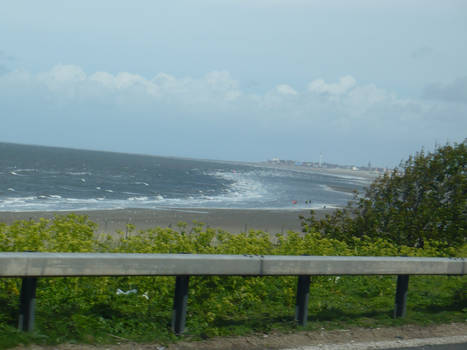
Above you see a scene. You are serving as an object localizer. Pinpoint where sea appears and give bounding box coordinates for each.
[0,142,371,212]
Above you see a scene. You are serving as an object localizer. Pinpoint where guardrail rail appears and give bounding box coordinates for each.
[0,253,465,334]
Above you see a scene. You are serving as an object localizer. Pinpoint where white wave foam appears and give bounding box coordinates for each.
[320,172,371,184]
[319,184,354,196]
[128,196,149,201]
[0,196,39,210]
[0,166,360,211]
[207,170,268,202]
[0,192,342,211]
[8,168,37,176]
[36,195,60,200]
[67,171,92,176]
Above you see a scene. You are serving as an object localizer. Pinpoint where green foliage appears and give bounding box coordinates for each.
[301,142,467,247]
[0,214,465,348]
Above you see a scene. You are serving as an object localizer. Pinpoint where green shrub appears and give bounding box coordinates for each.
[0,214,465,347]
[300,142,467,248]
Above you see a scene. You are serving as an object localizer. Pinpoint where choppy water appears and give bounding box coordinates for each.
[0,142,370,211]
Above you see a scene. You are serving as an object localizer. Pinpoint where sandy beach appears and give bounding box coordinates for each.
[0,207,336,234]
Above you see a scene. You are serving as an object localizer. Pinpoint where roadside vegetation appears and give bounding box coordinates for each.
[0,215,465,348]
[300,142,466,248]
[0,143,466,348]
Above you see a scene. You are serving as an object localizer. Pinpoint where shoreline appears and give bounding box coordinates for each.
[0,207,336,234]
[246,162,382,180]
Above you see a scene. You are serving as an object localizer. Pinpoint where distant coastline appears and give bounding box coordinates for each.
[247,161,381,180]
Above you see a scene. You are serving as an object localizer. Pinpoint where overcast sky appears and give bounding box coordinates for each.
[1,0,466,167]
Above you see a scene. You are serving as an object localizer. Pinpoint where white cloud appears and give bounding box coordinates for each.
[0,65,465,165]
[89,71,114,87]
[308,75,356,95]
[203,71,242,101]
[39,64,86,84]
[276,84,298,95]
[0,65,459,122]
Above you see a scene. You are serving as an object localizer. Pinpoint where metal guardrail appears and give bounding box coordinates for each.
[0,253,465,334]
[1,253,465,277]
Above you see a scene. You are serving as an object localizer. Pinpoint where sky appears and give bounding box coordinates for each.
[1,0,466,167]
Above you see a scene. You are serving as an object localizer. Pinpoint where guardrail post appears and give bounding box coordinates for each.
[172,275,189,334]
[394,274,409,318]
[18,277,37,332]
[295,275,310,326]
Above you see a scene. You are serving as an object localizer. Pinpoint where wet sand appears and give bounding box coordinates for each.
[0,207,336,234]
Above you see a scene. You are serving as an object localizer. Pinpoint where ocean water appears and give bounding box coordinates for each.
[0,143,370,211]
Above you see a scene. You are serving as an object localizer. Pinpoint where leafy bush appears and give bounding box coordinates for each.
[301,142,467,248]
[0,214,465,347]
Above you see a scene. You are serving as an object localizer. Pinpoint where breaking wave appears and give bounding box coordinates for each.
[0,143,370,211]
